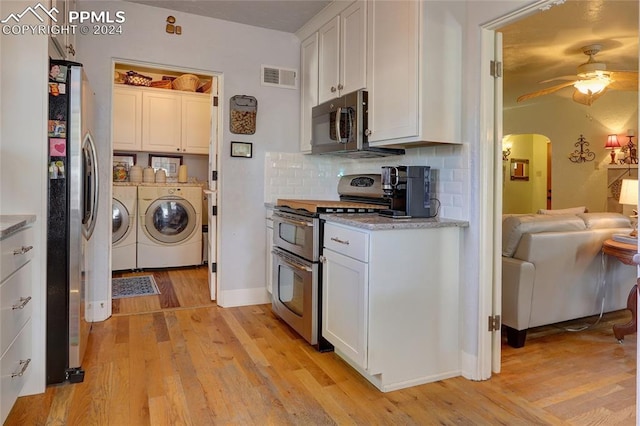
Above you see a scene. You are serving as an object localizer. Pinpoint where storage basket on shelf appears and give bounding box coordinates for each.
[149,80,173,89]
[124,71,152,87]
[172,74,200,92]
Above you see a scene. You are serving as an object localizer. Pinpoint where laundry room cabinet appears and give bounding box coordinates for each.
[112,85,211,155]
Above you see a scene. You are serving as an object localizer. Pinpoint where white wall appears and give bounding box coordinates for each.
[505,91,638,213]
[0,0,49,397]
[76,1,301,307]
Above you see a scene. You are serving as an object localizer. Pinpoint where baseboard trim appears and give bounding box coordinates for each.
[218,287,270,308]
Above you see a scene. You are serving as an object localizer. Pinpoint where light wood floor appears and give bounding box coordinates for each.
[6,270,636,425]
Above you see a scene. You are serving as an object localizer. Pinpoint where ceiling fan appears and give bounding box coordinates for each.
[517,44,638,106]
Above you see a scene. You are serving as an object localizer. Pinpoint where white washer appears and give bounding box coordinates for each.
[112,185,137,271]
[137,185,202,269]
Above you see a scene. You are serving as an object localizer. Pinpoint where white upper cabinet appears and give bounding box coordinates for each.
[300,33,319,153]
[113,85,212,155]
[367,1,463,146]
[112,86,142,151]
[51,0,76,60]
[317,1,367,104]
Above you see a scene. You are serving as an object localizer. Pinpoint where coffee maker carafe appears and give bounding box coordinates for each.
[380,166,431,218]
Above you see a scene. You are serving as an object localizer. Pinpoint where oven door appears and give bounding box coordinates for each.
[271,247,318,345]
[272,211,318,261]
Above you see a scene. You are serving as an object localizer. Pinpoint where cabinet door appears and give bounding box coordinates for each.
[300,33,319,153]
[112,87,142,151]
[50,0,76,59]
[318,16,340,104]
[367,0,419,143]
[142,91,181,153]
[322,248,368,369]
[340,0,367,96]
[181,94,211,154]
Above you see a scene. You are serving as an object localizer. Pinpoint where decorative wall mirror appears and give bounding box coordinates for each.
[510,158,529,181]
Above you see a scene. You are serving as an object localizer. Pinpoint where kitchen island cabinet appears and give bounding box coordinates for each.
[321,219,464,392]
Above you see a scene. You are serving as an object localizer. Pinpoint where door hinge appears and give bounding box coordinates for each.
[211,262,217,273]
[211,206,217,216]
[211,170,218,181]
[488,315,501,332]
[490,60,502,78]
[213,96,218,107]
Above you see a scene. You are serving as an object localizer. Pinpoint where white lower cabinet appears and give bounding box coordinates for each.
[265,207,274,295]
[322,221,461,392]
[0,224,35,423]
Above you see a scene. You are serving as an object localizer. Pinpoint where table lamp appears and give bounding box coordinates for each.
[619,178,638,237]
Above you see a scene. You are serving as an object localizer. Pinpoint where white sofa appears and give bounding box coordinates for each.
[502,212,636,347]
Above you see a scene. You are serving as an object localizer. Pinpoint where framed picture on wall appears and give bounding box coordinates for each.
[231,141,253,158]
[149,155,183,178]
[113,153,136,169]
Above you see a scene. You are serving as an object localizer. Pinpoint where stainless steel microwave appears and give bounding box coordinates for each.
[310,90,405,158]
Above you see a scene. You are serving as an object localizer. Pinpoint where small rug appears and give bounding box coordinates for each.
[112,275,161,299]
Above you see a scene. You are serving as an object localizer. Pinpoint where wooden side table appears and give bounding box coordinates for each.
[602,239,638,342]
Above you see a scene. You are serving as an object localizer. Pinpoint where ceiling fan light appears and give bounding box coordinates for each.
[574,76,610,95]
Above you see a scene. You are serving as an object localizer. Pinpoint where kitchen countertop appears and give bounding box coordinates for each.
[321,213,469,230]
[0,215,36,239]
[113,181,205,187]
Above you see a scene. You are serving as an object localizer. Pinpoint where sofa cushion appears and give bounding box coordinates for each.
[577,212,631,229]
[502,214,586,257]
[537,206,587,215]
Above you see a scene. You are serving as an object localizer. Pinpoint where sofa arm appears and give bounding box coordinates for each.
[502,257,535,331]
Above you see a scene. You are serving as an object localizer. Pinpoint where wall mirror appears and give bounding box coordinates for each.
[510,158,529,181]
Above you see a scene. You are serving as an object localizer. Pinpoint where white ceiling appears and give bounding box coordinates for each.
[123,0,332,33]
[500,0,638,107]
[123,0,638,107]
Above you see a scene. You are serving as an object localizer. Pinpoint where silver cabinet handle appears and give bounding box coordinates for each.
[13,245,33,256]
[330,86,337,93]
[319,255,327,264]
[330,237,350,245]
[12,296,31,310]
[337,84,344,90]
[364,129,372,137]
[11,358,31,378]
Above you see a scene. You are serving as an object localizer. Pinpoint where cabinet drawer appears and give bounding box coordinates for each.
[1,265,32,356]
[0,227,34,283]
[323,223,368,261]
[0,319,32,424]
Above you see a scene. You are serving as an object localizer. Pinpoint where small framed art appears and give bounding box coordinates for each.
[231,141,253,158]
[113,153,136,169]
[149,155,183,178]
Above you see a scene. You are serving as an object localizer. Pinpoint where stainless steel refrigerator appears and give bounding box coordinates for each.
[47,60,99,385]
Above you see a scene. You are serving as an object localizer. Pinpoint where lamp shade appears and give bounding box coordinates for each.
[619,179,638,206]
[605,134,621,149]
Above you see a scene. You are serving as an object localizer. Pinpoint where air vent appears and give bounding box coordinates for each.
[261,65,297,89]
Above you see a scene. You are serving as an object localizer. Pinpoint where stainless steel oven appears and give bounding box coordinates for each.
[271,247,318,345]
[272,211,320,261]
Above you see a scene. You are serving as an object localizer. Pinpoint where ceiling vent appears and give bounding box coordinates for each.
[261,65,297,89]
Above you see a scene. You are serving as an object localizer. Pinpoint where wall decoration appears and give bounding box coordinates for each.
[149,155,183,178]
[231,141,253,158]
[568,134,595,163]
[230,95,257,134]
[113,153,136,169]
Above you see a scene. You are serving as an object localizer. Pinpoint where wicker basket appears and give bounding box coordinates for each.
[197,80,212,93]
[172,74,200,92]
[125,71,152,87]
[150,80,173,89]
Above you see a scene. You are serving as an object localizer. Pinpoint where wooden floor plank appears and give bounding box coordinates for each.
[7,268,636,425]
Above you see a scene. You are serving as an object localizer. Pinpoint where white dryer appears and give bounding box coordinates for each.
[112,185,137,271]
[137,185,202,269]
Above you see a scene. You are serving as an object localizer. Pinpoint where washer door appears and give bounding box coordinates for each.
[112,198,130,244]
[144,196,197,244]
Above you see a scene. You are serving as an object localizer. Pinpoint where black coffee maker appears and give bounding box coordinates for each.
[379,166,431,218]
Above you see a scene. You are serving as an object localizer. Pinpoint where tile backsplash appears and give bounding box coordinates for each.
[265,145,468,219]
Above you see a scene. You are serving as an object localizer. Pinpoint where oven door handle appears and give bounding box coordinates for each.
[272,250,312,272]
[273,213,313,227]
